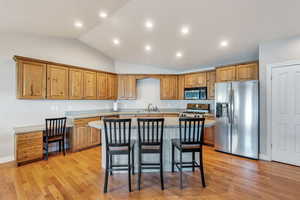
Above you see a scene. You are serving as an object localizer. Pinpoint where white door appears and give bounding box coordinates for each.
[271,65,300,166]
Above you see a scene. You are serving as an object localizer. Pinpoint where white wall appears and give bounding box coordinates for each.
[0,33,115,162]
[118,78,214,110]
[114,61,181,74]
[259,35,300,159]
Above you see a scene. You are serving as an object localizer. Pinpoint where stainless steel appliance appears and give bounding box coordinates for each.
[215,80,259,159]
[184,87,207,100]
[180,103,210,118]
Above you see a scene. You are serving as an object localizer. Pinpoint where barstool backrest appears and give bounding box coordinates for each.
[103,118,132,147]
[137,118,164,146]
[179,117,205,145]
[45,117,67,138]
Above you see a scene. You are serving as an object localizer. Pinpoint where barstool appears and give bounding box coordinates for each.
[103,118,135,193]
[171,117,206,189]
[44,117,67,160]
[137,118,165,190]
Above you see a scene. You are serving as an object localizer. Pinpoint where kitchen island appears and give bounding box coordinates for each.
[89,117,215,172]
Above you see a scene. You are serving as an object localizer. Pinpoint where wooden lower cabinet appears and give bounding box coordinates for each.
[71,117,101,152]
[15,131,43,165]
[204,126,215,146]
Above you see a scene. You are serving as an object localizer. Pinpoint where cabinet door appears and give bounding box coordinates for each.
[17,60,46,99]
[91,128,101,145]
[204,127,215,146]
[83,71,97,99]
[47,65,69,99]
[195,72,207,86]
[236,63,258,81]
[97,72,108,99]
[178,75,185,100]
[207,71,216,99]
[160,75,178,100]
[107,74,118,100]
[69,69,84,99]
[216,66,236,82]
[118,75,136,100]
[184,74,195,88]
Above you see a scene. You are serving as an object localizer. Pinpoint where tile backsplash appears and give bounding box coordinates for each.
[117,78,215,112]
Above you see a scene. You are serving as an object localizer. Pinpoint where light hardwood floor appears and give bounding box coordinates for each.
[1,146,300,200]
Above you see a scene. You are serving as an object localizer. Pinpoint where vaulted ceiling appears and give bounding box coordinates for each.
[1,0,300,70]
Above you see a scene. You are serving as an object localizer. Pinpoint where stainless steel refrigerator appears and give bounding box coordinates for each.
[214,80,259,159]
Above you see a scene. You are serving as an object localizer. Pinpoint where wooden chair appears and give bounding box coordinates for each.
[137,118,165,190]
[103,118,135,193]
[44,117,67,160]
[171,117,206,189]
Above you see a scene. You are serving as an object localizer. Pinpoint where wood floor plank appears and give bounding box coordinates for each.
[0,146,300,200]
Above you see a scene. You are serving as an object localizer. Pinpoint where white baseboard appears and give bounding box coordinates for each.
[259,153,271,161]
[0,155,14,164]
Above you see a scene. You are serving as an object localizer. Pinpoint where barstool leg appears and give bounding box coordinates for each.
[132,145,135,175]
[128,150,132,192]
[109,154,113,176]
[160,150,164,190]
[171,144,175,173]
[192,152,195,172]
[199,149,206,187]
[138,148,142,190]
[180,150,183,189]
[104,152,109,193]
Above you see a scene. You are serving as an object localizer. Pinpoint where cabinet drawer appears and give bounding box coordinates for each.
[74,117,100,126]
[17,132,42,141]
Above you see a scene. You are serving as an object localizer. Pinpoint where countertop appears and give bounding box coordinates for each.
[65,108,185,120]
[89,117,216,130]
[13,108,215,134]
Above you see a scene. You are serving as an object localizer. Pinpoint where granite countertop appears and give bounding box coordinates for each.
[13,123,73,135]
[65,108,186,120]
[13,108,215,134]
[88,117,216,130]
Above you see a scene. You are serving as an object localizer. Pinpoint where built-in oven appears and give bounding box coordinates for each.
[184,87,207,100]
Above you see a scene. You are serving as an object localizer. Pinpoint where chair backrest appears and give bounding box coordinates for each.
[179,117,205,145]
[137,118,164,146]
[103,118,132,147]
[45,117,67,138]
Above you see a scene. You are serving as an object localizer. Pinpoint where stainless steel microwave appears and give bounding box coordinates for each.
[184,87,207,100]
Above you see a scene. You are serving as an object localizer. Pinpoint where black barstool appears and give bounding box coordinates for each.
[44,117,67,160]
[103,118,135,193]
[137,118,165,190]
[171,117,206,189]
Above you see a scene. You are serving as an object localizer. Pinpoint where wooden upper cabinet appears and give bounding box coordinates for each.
[160,75,178,100]
[184,72,207,88]
[207,70,216,100]
[46,64,69,99]
[236,62,258,81]
[16,60,46,99]
[216,66,236,82]
[97,72,108,99]
[118,75,137,100]
[69,69,84,99]
[178,75,185,100]
[83,71,97,99]
[107,74,118,100]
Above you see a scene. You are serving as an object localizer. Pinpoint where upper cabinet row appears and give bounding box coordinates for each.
[216,62,258,82]
[16,58,118,100]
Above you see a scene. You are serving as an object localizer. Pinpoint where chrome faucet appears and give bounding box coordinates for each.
[147,103,159,112]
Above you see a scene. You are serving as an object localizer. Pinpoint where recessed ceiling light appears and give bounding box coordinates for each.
[74,21,83,28]
[145,20,154,29]
[176,51,183,58]
[99,12,108,18]
[145,44,152,52]
[181,26,190,35]
[220,40,228,47]
[113,38,120,45]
